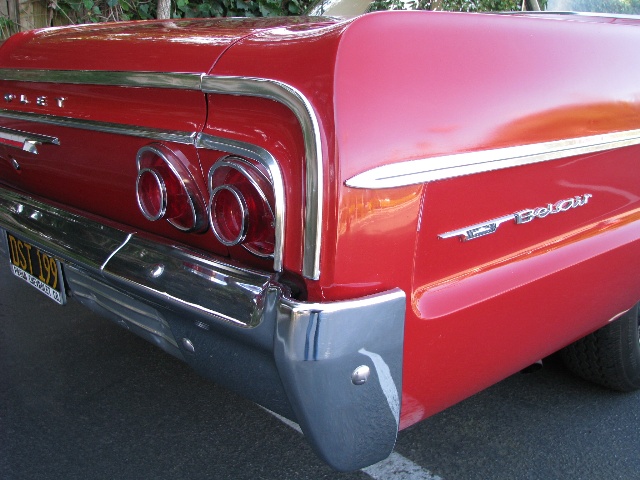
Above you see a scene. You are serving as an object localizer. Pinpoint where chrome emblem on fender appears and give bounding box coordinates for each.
[439,194,593,241]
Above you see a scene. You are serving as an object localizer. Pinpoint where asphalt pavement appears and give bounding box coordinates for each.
[1,264,639,480]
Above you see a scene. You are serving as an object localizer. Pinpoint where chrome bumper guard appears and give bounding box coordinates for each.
[0,187,406,471]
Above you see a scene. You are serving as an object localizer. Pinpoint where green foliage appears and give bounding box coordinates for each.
[51,0,314,24]
[369,0,520,11]
[563,0,640,13]
[0,16,20,39]
[49,0,638,26]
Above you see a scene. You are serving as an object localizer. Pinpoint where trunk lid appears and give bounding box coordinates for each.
[0,17,331,257]
[0,17,325,73]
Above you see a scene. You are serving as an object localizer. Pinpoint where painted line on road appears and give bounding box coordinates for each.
[261,407,303,434]
[362,452,443,480]
[260,407,443,480]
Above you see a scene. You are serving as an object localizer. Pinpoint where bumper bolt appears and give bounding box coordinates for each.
[182,338,195,353]
[149,263,164,279]
[351,365,370,385]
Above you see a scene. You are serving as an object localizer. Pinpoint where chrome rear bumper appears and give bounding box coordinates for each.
[0,187,406,471]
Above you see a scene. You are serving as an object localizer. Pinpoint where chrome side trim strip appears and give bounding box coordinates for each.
[0,125,59,154]
[345,128,640,189]
[0,69,203,90]
[201,76,323,280]
[0,109,197,144]
[197,134,285,272]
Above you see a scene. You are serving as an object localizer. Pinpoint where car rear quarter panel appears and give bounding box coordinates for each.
[332,12,640,427]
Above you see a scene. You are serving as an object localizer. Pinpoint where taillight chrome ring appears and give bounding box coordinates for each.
[209,184,248,246]
[208,158,271,208]
[135,144,208,232]
[136,168,167,221]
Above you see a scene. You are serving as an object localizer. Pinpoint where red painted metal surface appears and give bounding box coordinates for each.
[2,11,640,431]
[0,81,206,130]
[0,17,334,73]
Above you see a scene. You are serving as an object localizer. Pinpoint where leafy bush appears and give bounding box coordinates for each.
[369,0,520,12]
[52,0,313,24]
[552,0,640,13]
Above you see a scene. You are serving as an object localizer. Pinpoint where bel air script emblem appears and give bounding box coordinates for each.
[439,194,593,241]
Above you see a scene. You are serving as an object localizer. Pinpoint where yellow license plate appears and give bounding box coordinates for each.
[6,232,66,305]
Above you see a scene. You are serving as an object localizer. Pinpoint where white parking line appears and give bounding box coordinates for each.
[263,408,303,434]
[362,452,443,480]
[261,407,442,480]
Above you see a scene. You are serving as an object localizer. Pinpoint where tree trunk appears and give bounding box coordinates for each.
[157,0,171,19]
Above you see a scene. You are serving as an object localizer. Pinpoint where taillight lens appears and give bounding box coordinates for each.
[210,185,248,245]
[136,168,166,221]
[208,157,276,257]
[135,144,207,232]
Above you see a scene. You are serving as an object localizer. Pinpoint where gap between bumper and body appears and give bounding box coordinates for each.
[0,187,406,471]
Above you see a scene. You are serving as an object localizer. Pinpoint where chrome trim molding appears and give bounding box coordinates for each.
[0,109,197,144]
[346,128,640,189]
[0,125,59,154]
[201,76,323,280]
[0,69,203,90]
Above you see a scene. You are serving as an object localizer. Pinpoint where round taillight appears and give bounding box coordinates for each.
[136,168,166,221]
[210,185,247,246]
[208,157,276,258]
[135,145,207,232]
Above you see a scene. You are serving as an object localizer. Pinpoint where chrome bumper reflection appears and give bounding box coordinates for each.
[0,187,406,472]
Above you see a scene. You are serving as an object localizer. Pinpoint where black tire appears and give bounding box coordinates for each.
[561,303,640,392]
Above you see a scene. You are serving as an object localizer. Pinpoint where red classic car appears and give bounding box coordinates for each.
[1,1,640,471]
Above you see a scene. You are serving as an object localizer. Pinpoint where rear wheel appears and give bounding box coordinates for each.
[561,304,640,392]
